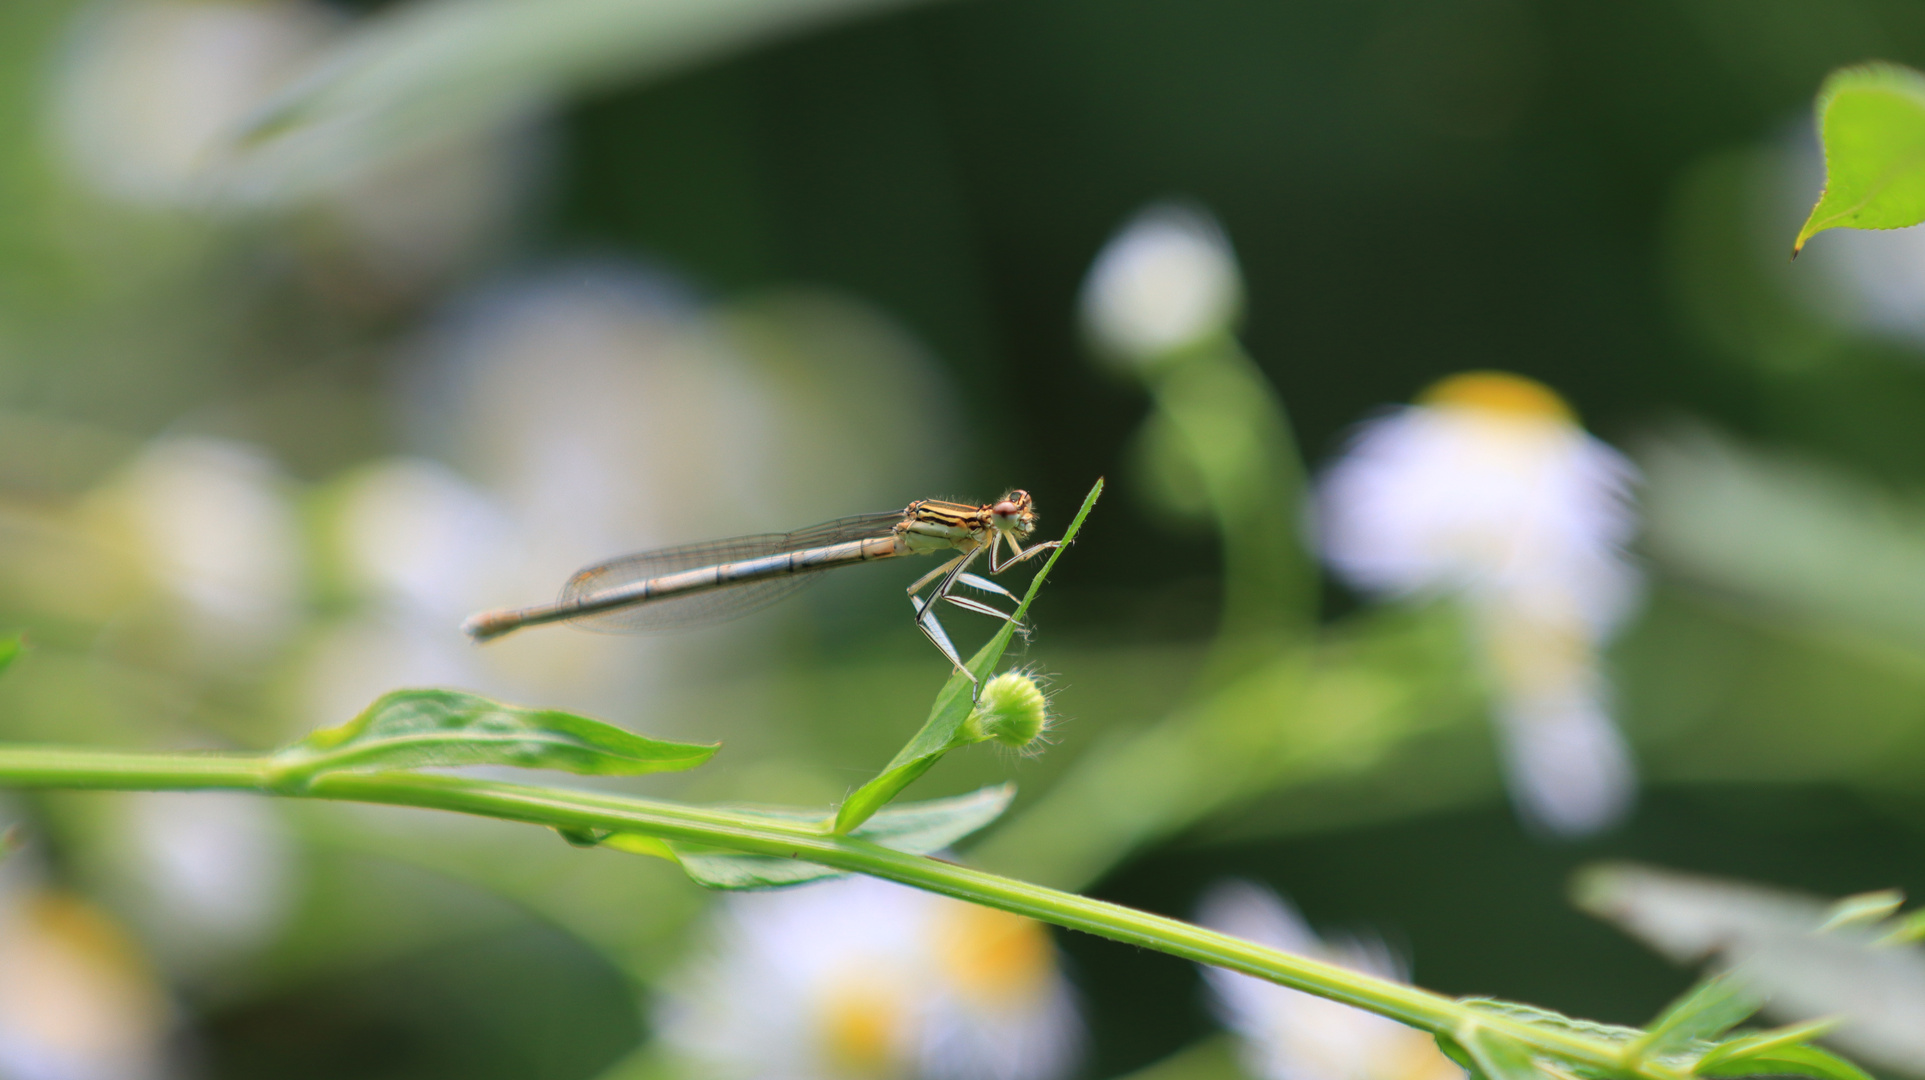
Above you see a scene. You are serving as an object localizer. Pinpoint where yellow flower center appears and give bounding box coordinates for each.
[819,980,908,1078]
[1418,371,1575,423]
[936,902,1054,1004]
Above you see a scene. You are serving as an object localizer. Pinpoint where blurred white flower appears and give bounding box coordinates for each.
[656,874,1082,1080]
[113,792,297,977]
[372,267,959,723]
[1802,223,1925,345]
[1080,203,1244,367]
[53,0,532,301]
[1197,881,1460,1080]
[1316,372,1640,835]
[100,435,304,652]
[329,457,520,620]
[295,611,489,733]
[300,131,535,303]
[54,0,337,206]
[0,864,171,1080]
[410,267,777,577]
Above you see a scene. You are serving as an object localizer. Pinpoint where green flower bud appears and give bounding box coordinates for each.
[964,672,1051,750]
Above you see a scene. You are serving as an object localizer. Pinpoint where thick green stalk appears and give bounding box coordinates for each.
[0,745,266,788]
[0,742,1673,1076]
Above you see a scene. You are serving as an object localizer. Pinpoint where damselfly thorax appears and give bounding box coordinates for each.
[461,491,1059,684]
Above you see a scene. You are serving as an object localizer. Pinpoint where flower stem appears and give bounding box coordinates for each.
[0,741,1668,1075]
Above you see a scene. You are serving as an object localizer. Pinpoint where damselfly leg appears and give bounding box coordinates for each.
[907,527,1063,692]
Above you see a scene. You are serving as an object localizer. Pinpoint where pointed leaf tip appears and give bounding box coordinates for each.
[1795,62,1925,252]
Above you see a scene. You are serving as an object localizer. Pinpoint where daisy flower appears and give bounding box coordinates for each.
[1315,371,1641,836]
[1197,881,1461,1080]
[656,874,1081,1080]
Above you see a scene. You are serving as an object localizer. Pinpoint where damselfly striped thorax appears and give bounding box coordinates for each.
[461,492,1061,686]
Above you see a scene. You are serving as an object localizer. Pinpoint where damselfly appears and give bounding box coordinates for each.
[461,491,1060,682]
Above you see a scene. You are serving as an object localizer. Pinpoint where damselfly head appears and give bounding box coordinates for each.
[991,490,1037,535]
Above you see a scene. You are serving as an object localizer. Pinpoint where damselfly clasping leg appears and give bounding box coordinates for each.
[460,491,1059,691]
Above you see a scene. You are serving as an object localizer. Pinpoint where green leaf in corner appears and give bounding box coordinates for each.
[1629,973,1762,1060]
[271,688,716,788]
[0,636,23,678]
[608,783,1015,890]
[832,479,1102,835]
[1795,63,1925,255]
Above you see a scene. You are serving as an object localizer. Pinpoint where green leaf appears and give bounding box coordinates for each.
[1452,1026,1549,1080]
[1818,889,1905,932]
[1631,974,1763,1060]
[225,0,947,199]
[1880,908,1925,944]
[1698,1042,1877,1080]
[831,480,1103,835]
[1457,999,1644,1047]
[271,688,716,788]
[606,783,1015,889]
[0,636,22,679]
[1696,1019,1840,1072]
[1795,63,1925,254]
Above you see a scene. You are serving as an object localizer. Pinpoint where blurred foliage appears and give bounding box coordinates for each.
[3,0,1925,1076]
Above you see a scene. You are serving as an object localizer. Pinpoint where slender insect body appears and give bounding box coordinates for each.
[461,490,1059,689]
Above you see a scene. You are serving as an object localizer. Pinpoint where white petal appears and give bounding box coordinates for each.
[1195,882,1454,1080]
[1494,687,1636,837]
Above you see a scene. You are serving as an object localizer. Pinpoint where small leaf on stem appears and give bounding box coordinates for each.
[271,688,716,788]
[606,783,1016,889]
[1631,973,1762,1060]
[1453,1026,1550,1080]
[1698,1041,1877,1080]
[1697,1018,1840,1072]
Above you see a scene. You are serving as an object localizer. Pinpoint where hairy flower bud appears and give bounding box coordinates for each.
[964,672,1051,750]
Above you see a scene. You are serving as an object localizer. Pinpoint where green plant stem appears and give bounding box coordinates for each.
[0,745,264,788]
[0,742,1679,1076]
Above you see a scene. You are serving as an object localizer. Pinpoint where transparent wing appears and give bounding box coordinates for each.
[560,511,906,633]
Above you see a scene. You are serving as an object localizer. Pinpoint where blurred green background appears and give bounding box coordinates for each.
[6,0,1925,1077]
